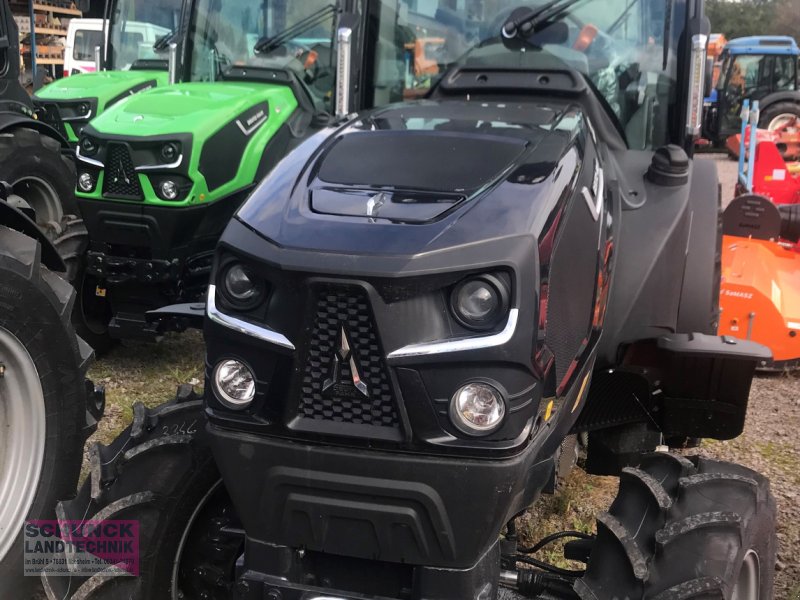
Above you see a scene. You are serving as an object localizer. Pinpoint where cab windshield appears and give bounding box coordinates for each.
[369,0,684,149]
[187,0,337,106]
[107,0,183,70]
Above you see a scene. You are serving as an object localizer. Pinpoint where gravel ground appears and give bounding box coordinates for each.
[26,153,800,598]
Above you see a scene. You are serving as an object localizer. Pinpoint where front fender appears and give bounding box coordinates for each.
[758,91,800,111]
[0,111,71,149]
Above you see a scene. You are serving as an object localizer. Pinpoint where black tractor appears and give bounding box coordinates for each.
[44,0,776,599]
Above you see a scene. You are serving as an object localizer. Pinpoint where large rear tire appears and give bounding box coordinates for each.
[41,392,240,600]
[575,452,776,599]
[0,225,92,598]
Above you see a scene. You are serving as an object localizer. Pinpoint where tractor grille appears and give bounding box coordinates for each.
[295,287,399,429]
[102,144,143,200]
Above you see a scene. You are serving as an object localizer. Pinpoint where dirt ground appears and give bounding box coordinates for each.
[30,153,799,598]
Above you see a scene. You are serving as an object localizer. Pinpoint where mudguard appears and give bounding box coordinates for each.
[0,111,71,149]
[758,91,800,111]
[0,199,66,272]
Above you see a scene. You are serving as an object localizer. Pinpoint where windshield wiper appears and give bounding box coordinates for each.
[153,30,178,52]
[254,4,337,55]
[501,0,585,40]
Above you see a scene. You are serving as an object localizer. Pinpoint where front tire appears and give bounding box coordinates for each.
[0,127,78,230]
[0,225,92,598]
[42,392,241,600]
[575,452,776,599]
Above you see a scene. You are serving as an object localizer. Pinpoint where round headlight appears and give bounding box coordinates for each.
[77,172,95,192]
[220,262,265,309]
[159,180,179,200]
[213,359,256,409]
[449,382,506,435]
[450,274,510,330]
[161,143,179,163]
[77,102,91,116]
[80,137,98,156]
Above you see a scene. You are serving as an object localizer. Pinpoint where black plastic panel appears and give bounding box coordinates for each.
[318,130,528,193]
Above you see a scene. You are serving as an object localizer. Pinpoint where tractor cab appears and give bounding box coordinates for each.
[704,35,800,144]
[33,0,185,146]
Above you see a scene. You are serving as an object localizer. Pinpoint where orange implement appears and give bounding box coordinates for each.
[719,235,800,369]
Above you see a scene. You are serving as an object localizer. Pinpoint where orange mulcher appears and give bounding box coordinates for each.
[719,105,800,369]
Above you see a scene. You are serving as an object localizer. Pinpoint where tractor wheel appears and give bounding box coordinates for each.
[41,392,242,600]
[574,452,776,600]
[0,225,92,598]
[759,101,800,132]
[0,127,78,232]
[52,215,89,283]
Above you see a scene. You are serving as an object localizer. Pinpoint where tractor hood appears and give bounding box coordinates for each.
[88,82,297,138]
[33,70,167,109]
[236,99,584,262]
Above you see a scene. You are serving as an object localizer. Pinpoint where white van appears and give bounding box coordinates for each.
[64,18,172,76]
[64,18,105,76]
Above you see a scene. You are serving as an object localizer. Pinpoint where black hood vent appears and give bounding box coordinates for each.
[318,131,528,193]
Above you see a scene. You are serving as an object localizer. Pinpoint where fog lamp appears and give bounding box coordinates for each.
[159,180,179,200]
[449,382,505,435]
[78,172,95,192]
[213,359,255,409]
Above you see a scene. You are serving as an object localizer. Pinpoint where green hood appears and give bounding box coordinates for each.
[34,71,168,109]
[89,82,297,138]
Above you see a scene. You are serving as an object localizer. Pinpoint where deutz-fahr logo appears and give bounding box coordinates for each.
[322,325,369,399]
[112,159,131,185]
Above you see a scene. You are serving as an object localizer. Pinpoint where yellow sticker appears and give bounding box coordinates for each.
[95,287,107,298]
[572,372,592,413]
[544,399,554,421]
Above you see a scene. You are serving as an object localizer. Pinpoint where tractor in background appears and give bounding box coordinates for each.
[69,0,347,352]
[703,35,800,146]
[33,0,185,148]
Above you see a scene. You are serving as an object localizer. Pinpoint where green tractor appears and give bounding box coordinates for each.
[71,0,344,350]
[32,0,185,148]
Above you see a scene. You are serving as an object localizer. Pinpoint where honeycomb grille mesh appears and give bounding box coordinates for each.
[297,288,399,428]
[102,144,143,200]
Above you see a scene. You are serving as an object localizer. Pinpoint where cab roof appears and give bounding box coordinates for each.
[725,36,799,56]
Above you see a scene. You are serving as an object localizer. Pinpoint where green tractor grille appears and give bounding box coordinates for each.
[103,144,144,200]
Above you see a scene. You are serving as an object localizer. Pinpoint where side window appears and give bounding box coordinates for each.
[73,30,105,62]
[728,55,771,99]
[773,55,797,92]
